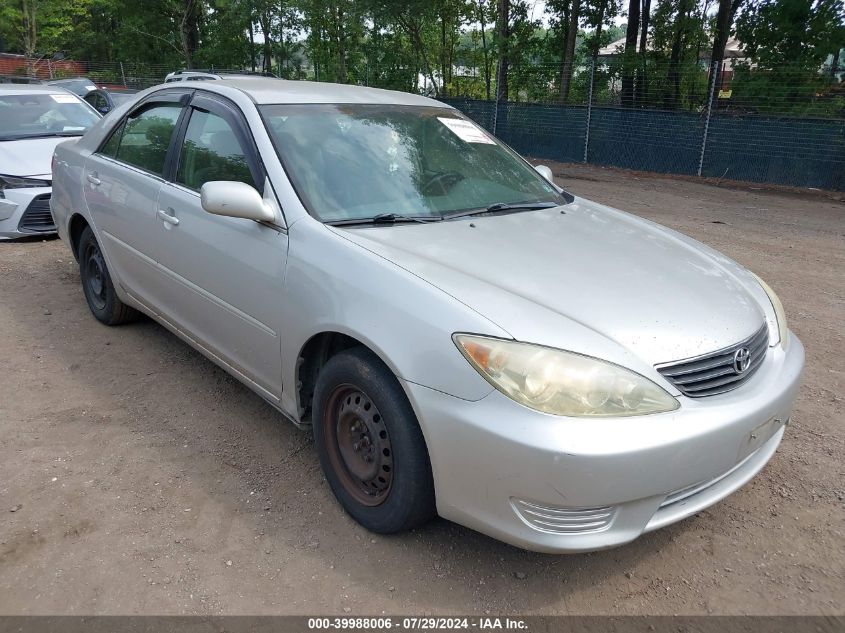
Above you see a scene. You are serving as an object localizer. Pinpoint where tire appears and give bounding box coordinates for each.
[78,226,139,326]
[312,347,436,533]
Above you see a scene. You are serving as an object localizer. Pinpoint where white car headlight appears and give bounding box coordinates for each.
[751,273,788,350]
[454,335,679,417]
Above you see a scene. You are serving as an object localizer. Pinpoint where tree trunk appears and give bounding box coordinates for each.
[556,0,570,101]
[180,0,200,70]
[478,0,492,100]
[591,0,607,60]
[710,0,743,91]
[621,0,640,106]
[665,0,693,109]
[248,18,256,72]
[398,14,438,97]
[21,0,37,74]
[559,0,580,102]
[259,11,272,74]
[495,0,509,101]
[440,4,447,96]
[337,5,347,83]
[635,0,651,104]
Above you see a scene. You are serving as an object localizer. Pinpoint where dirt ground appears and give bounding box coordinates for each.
[0,164,843,616]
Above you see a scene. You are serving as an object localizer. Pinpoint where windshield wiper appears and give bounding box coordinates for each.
[326,213,441,227]
[0,131,86,141]
[444,201,560,220]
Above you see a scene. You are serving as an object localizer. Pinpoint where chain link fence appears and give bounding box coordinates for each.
[5,54,843,190]
[441,59,845,191]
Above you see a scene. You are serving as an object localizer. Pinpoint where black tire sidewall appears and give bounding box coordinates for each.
[78,227,121,324]
[313,347,436,534]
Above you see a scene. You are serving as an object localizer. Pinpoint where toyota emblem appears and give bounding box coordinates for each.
[733,347,751,374]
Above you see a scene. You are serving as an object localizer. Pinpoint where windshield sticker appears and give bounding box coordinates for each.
[50,94,78,104]
[85,85,97,91]
[438,117,495,144]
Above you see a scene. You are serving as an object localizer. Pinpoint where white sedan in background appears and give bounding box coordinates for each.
[0,85,100,239]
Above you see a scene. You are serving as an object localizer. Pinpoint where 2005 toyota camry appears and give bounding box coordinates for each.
[50,78,804,553]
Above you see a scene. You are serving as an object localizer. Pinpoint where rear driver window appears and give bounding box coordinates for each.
[111,104,182,176]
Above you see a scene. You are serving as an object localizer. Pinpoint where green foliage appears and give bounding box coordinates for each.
[0,0,840,117]
[736,0,845,71]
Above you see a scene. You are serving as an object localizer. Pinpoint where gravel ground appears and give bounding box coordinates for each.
[0,164,842,615]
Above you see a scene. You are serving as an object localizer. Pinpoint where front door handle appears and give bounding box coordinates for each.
[87,173,101,186]
[157,208,180,226]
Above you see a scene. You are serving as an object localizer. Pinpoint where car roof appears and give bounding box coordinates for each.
[180,77,448,107]
[46,77,93,84]
[0,84,80,96]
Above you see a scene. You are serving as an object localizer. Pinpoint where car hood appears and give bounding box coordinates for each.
[0,137,78,179]
[335,198,769,366]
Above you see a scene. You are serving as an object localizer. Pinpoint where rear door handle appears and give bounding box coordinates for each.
[157,208,180,226]
[87,173,101,186]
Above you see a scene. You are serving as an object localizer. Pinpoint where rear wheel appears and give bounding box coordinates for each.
[78,227,138,325]
[313,347,436,533]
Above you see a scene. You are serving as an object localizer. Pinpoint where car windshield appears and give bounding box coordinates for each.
[259,104,567,223]
[109,92,137,106]
[0,93,100,141]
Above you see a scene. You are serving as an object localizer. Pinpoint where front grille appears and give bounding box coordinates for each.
[511,498,616,534]
[18,195,55,233]
[656,324,769,397]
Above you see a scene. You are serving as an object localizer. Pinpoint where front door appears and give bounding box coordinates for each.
[149,95,287,400]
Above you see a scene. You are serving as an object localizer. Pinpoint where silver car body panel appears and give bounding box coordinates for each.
[50,79,805,552]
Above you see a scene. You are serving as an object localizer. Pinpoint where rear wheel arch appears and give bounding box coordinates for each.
[68,213,90,261]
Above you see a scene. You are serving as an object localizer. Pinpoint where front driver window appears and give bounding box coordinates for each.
[114,104,182,176]
[176,109,256,191]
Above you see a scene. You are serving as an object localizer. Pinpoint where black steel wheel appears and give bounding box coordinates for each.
[323,385,394,506]
[78,226,139,325]
[313,347,435,533]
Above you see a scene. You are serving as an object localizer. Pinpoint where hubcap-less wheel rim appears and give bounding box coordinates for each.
[323,385,394,506]
[84,243,107,311]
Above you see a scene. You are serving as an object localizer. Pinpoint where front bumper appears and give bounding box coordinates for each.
[405,332,804,553]
[0,186,56,239]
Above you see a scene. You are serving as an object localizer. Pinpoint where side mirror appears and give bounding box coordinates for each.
[534,164,555,182]
[200,181,276,223]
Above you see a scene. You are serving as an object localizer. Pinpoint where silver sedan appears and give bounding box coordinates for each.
[50,78,804,553]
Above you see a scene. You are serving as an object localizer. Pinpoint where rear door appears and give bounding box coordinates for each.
[150,92,287,399]
[83,92,188,309]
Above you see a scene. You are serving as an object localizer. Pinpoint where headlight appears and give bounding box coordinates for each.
[454,335,679,417]
[751,273,788,349]
[0,174,49,199]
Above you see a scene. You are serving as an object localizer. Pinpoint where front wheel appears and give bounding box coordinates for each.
[78,226,139,325]
[312,347,436,533]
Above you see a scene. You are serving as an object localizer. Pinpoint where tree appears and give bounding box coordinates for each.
[495,0,509,100]
[710,0,742,66]
[621,0,640,105]
[635,0,651,102]
[736,0,844,70]
[559,0,580,101]
[476,0,494,98]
